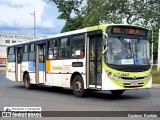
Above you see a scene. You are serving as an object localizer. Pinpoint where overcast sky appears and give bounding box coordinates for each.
[0,0,65,37]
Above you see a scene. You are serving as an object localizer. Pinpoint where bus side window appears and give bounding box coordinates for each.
[48,40,57,60]
[22,45,28,62]
[80,48,84,57]
[59,38,69,59]
[39,45,45,62]
[8,47,15,62]
[29,43,35,61]
[48,49,53,59]
[71,34,85,58]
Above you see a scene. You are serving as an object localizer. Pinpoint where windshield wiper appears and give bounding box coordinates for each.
[117,36,133,59]
[117,36,128,49]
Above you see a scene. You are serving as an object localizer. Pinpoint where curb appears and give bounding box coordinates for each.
[152,84,160,88]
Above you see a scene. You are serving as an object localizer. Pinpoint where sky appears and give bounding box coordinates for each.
[0,0,65,37]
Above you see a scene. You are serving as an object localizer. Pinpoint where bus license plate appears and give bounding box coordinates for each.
[131,81,138,86]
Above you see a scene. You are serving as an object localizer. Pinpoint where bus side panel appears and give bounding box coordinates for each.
[28,61,36,84]
[62,59,86,88]
[23,62,38,84]
[29,73,36,84]
[39,62,45,83]
[45,59,86,88]
[6,62,16,81]
[52,74,63,87]
[21,61,29,77]
[46,60,63,87]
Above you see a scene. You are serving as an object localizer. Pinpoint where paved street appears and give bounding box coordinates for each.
[0,72,160,119]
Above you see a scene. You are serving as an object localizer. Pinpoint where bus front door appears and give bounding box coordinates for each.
[15,47,23,82]
[87,32,102,89]
[36,44,46,84]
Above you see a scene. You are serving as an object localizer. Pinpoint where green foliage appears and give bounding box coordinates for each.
[50,0,160,31]
[83,0,160,28]
[150,30,159,62]
[152,65,160,83]
[149,24,160,61]
[83,0,107,27]
[61,16,84,32]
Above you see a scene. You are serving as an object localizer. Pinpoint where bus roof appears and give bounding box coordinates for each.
[47,28,87,39]
[7,38,46,47]
[47,24,148,39]
[7,24,148,47]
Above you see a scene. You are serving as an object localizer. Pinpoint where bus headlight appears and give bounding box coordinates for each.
[106,72,122,81]
[145,74,152,80]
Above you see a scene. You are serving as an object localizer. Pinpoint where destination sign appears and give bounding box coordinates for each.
[112,27,146,36]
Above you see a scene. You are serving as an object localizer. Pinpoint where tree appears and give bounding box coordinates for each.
[49,0,83,32]
[61,16,84,32]
[150,25,160,62]
[84,0,160,28]
[50,0,160,30]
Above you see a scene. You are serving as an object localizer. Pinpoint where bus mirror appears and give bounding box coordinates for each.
[103,32,108,38]
[102,47,108,55]
[102,32,108,55]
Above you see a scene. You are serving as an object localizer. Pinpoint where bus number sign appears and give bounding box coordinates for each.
[121,73,129,77]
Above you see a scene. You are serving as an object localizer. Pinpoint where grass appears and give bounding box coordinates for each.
[152,65,160,84]
[0,67,6,73]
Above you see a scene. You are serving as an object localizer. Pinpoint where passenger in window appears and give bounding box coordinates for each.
[53,55,57,60]
[53,49,57,59]
[80,48,84,57]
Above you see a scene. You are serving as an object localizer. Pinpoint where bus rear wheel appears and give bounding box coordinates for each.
[23,73,32,90]
[72,75,85,98]
[111,90,124,96]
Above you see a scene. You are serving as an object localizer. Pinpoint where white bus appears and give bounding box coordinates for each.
[6,24,152,97]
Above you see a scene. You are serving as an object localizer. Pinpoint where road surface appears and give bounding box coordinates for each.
[0,73,159,119]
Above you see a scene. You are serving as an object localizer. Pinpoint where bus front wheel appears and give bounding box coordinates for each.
[111,90,124,96]
[72,75,85,98]
[23,73,32,90]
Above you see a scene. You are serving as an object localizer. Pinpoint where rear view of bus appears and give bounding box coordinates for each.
[100,25,151,95]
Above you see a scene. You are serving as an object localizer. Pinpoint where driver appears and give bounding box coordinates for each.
[116,47,129,59]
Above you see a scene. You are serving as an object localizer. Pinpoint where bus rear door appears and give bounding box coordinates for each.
[15,46,23,82]
[35,43,46,84]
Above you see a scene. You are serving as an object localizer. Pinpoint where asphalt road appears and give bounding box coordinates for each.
[0,72,160,120]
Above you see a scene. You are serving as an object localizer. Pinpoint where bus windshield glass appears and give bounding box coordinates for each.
[105,37,150,66]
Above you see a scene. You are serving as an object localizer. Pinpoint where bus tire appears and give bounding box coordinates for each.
[111,90,124,96]
[23,73,32,90]
[72,75,86,98]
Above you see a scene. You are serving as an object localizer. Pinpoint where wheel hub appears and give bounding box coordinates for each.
[74,81,81,92]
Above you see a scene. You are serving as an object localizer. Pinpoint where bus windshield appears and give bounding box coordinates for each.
[105,37,150,66]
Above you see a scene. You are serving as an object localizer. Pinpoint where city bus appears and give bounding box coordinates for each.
[6,24,152,97]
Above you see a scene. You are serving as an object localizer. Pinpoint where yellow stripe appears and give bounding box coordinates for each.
[46,60,50,73]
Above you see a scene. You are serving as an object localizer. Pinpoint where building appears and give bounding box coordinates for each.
[0,32,44,63]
